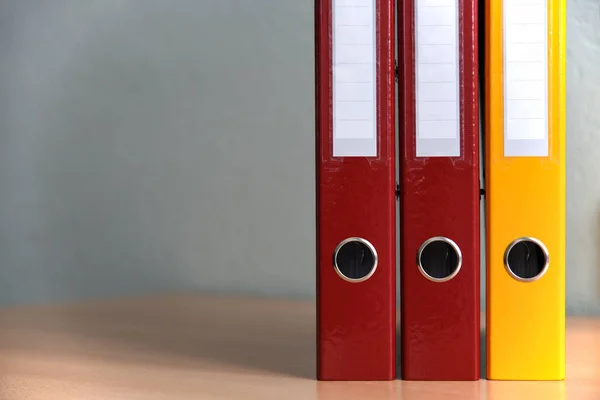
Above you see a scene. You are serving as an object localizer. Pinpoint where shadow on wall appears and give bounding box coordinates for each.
[0,0,316,305]
[0,2,204,305]
[35,9,200,302]
[597,203,600,309]
[564,0,600,316]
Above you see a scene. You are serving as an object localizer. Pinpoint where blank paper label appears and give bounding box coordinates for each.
[503,0,548,157]
[332,0,377,157]
[415,0,460,157]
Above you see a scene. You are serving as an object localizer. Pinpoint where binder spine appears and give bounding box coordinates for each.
[316,0,396,381]
[399,0,480,380]
[485,0,566,381]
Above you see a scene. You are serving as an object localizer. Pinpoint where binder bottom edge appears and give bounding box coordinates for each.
[486,375,566,382]
[400,375,480,382]
[316,375,396,382]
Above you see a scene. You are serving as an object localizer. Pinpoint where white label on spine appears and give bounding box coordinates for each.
[415,0,460,157]
[332,0,377,157]
[503,0,548,157]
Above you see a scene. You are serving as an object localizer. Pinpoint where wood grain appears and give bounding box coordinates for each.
[0,294,597,399]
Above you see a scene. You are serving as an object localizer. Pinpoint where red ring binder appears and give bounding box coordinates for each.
[316,0,396,381]
[398,0,481,381]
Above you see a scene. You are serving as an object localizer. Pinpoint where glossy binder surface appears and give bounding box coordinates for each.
[316,0,396,380]
[485,0,566,380]
[398,0,480,380]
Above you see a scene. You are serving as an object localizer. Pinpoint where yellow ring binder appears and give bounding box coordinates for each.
[485,0,566,380]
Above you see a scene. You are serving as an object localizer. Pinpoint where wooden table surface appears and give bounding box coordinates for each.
[0,294,598,399]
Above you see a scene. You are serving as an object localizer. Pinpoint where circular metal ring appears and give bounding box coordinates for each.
[503,237,550,282]
[333,237,378,283]
[416,236,462,283]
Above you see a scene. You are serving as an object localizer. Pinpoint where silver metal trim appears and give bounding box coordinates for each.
[504,237,550,282]
[416,236,462,283]
[333,237,378,283]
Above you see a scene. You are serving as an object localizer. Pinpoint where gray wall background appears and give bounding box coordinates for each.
[0,0,598,314]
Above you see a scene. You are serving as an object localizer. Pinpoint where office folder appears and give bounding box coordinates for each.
[398,0,480,380]
[316,0,396,381]
[485,0,566,380]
